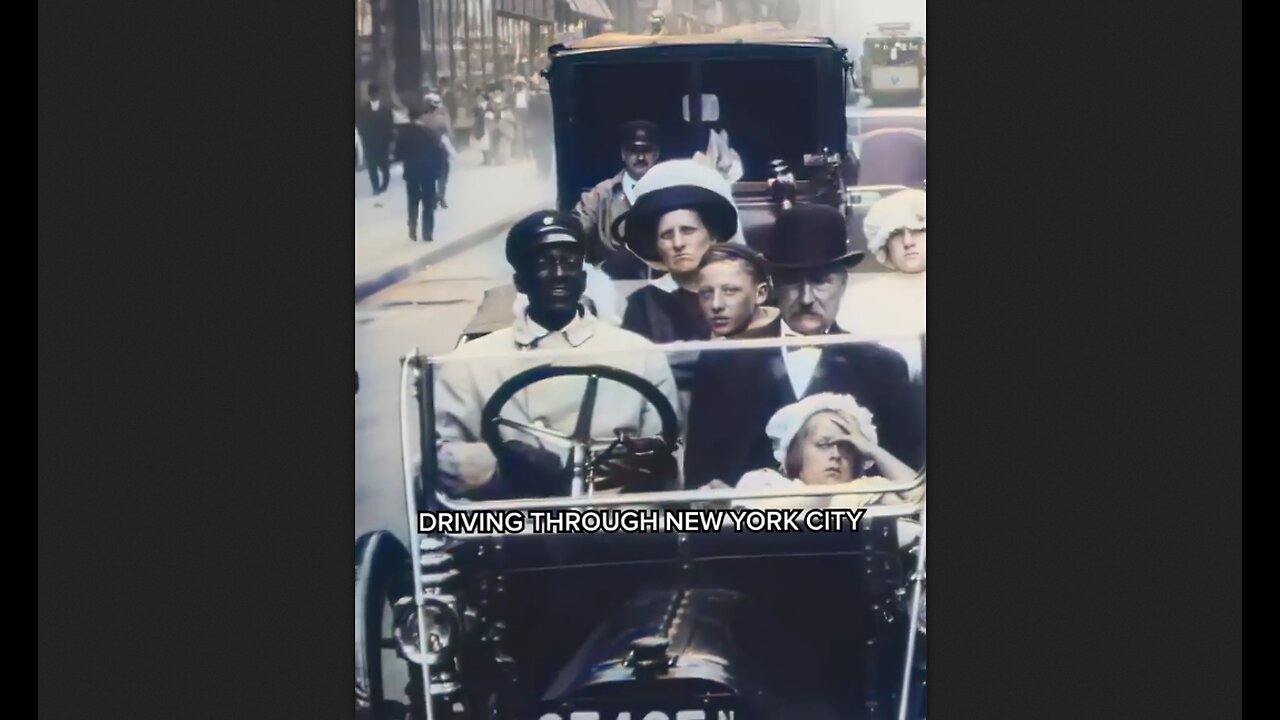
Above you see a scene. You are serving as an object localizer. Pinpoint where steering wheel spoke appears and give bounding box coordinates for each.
[477,364,681,498]
[571,373,601,443]
[492,417,574,445]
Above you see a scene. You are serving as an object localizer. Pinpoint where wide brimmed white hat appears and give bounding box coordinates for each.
[863,189,926,269]
[764,392,879,468]
[609,159,741,269]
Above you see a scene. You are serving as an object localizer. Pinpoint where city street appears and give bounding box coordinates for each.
[355,149,555,302]
[354,224,513,544]
[355,145,557,543]
[349,4,930,713]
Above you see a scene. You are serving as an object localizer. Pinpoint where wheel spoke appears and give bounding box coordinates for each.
[494,417,573,444]
[572,373,601,443]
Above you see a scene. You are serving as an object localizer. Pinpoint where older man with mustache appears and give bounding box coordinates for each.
[683,204,924,488]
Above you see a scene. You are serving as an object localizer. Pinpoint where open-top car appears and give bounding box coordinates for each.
[357,21,928,720]
[356,336,926,720]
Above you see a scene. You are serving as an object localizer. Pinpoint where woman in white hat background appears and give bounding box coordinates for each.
[716,392,923,511]
[610,159,745,345]
[835,189,926,359]
[864,188,926,274]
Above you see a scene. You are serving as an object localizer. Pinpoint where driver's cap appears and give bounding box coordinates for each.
[619,120,659,152]
[505,210,585,268]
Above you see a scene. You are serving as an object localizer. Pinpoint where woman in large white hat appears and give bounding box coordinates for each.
[609,159,742,345]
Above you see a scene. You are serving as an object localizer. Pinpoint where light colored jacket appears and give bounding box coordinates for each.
[434,308,679,495]
[571,170,632,265]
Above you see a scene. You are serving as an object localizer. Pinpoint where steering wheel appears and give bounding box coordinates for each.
[479,364,681,495]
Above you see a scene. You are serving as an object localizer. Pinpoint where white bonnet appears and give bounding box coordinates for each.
[764,392,879,467]
[863,189,926,269]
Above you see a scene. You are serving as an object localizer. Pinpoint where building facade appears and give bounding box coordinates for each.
[357,0,821,108]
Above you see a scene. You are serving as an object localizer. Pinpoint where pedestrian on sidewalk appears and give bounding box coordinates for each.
[356,83,394,194]
[420,92,456,210]
[485,94,514,165]
[526,77,554,179]
[401,97,451,242]
[512,78,530,158]
[472,89,491,165]
[439,76,458,127]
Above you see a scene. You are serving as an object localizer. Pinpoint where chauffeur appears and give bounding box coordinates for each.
[433,210,679,499]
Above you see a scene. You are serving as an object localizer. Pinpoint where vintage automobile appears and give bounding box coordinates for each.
[356,337,927,720]
[546,23,860,254]
[860,35,926,108]
[356,23,928,720]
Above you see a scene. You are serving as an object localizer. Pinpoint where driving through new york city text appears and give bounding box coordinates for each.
[418,507,867,534]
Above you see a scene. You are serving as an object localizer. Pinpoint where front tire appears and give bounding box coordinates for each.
[356,531,414,719]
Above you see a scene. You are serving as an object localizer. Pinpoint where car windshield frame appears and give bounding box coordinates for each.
[404,332,926,535]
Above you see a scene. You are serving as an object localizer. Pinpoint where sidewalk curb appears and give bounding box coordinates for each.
[355,203,543,304]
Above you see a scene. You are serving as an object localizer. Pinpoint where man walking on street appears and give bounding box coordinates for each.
[420,92,455,209]
[356,83,393,194]
[401,96,451,242]
[512,78,530,159]
[526,77,554,179]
